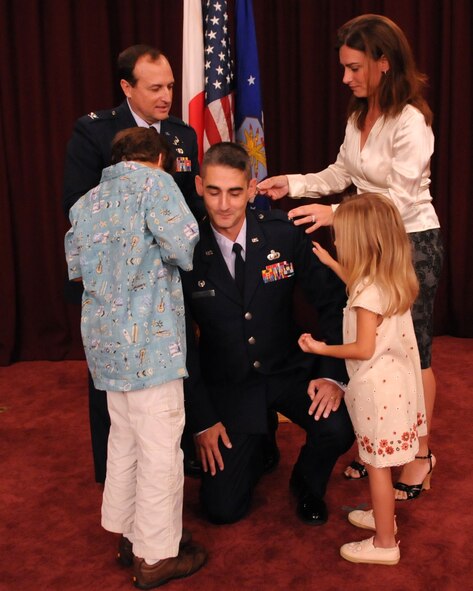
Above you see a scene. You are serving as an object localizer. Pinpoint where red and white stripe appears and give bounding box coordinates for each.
[182,0,205,163]
[204,94,235,149]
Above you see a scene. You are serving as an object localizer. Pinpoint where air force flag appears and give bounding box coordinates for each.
[235,0,268,189]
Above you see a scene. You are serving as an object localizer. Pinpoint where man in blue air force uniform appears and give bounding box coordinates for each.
[181,142,355,525]
[63,45,202,484]
[63,45,201,218]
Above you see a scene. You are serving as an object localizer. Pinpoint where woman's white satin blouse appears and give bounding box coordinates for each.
[287,104,440,233]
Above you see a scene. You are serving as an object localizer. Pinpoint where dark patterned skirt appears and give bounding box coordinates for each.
[409,228,444,369]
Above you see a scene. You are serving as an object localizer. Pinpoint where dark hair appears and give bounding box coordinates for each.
[201,142,251,180]
[110,127,175,173]
[117,45,166,86]
[336,14,432,128]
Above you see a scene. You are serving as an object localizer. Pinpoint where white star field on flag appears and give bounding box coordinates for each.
[204,0,234,104]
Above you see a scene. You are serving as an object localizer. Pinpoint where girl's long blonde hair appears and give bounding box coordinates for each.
[333,193,419,316]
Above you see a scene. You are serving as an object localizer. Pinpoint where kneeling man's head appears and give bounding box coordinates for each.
[196,142,257,241]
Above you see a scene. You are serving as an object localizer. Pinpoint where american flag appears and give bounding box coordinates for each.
[203,0,235,147]
[182,0,266,175]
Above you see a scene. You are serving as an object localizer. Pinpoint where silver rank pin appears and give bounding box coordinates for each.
[267,249,280,261]
[88,112,99,119]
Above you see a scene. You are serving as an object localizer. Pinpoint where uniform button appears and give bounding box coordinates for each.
[244,312,252,320]
[253,361,261,369]
[248,336,256,345]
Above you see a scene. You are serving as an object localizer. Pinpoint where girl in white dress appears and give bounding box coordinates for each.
[299,193,428,565]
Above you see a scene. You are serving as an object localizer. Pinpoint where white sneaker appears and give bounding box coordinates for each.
[340,536,400,565]
[348,509,398,534]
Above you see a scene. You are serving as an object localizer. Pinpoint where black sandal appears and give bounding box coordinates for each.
[394,450,435,501]
[343,460,368,480]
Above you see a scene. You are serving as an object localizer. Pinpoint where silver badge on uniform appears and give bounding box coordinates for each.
[267,250,280,260]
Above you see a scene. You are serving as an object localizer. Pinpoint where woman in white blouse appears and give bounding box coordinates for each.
[258,14,443,501]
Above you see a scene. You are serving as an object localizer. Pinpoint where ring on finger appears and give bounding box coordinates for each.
[311,215,315,223]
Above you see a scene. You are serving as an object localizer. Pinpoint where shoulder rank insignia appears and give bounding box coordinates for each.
[88,112,99,120]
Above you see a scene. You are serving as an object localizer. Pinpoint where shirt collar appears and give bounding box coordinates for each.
[127,99,161,132]
[211,219,247,259]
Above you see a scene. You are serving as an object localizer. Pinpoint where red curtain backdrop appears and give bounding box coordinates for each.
[0,0,471,365]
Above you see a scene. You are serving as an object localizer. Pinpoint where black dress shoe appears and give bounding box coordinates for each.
[290,470,328,525]
[297,493,328,525]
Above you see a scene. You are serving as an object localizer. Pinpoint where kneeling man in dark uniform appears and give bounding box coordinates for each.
[181,142,355,525]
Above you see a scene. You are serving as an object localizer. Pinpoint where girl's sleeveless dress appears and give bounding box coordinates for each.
[344,281,427,468]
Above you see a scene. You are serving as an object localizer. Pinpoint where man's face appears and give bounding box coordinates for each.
[120,55,174,123]
[196,165,257,241]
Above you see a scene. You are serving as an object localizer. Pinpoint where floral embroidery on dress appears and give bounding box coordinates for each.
[355,421,421,459]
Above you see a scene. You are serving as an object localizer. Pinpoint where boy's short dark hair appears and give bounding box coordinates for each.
[111,127,175,173]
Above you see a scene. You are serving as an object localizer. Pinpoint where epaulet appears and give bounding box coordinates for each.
[82,108,120,123]
[167,115,191,129]
[252,208,291,223]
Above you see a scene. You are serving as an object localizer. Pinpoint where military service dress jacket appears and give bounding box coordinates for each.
[63,100,201,216]
[181,209,348,435]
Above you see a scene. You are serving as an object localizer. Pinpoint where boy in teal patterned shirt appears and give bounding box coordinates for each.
[65,127,206,588]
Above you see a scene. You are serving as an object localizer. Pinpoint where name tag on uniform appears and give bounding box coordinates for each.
[176,157,192,172]
[262,261,295,283]
[191,289,216,299]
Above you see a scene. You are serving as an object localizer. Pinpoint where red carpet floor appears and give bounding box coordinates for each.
[1,336,472,591]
